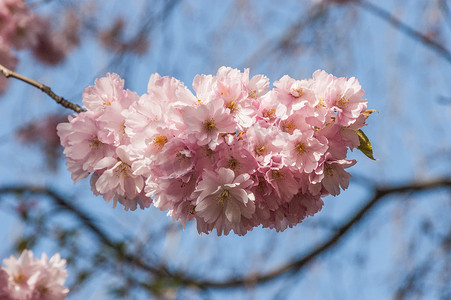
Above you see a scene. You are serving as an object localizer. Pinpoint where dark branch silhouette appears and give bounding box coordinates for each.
[356,0,451,64]
[2,178,451,290]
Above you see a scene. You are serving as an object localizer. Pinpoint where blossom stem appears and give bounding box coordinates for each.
[0,63,85,113]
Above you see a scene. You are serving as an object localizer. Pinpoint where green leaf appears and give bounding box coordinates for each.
[356,129,377,160]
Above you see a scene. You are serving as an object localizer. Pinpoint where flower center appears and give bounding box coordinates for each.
[219,189,230,206]
[272,170,284,180]
[316,97,327,108]
[228,157,239,170]
[89,138,102,148]
[337,96,349,108]
[281,120,296,133]
[324,163,334,176]
[153,135,168,149]
[293,88,303,97]
[255,145,266,156]
[262,108,276,119]
[13,273,26,284]
[296,142,306,154]
[115,158,130,177]
[102,97,112,107]
[226,101,237,112]
[203,119,216,132]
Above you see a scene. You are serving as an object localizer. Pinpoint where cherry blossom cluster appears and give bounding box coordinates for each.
[0,0,79,93]
[0,250,69,300]
[57,66,370,235]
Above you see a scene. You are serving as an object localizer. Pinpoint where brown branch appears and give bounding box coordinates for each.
[356,0,451,64]
[240,2,328,68]
[0,185,168,277]
[0,63,85,113]
[2,179,451,291]
[179,178,451,289]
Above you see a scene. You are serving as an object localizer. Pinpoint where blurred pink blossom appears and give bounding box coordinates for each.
[0,250,68,300]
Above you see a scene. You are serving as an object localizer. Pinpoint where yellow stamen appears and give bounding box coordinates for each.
[204,119,216,132]
[296,142,306,153]
[102,99,112,106]
[227,101,237,112]
[13,274,26,284]
[337,96,349,107]
[153,135,168,149]
[89,139,101,148]
[316,97,327,108]
[219,189,230,206]
[262,108,276,119]
[281,120,296,133]
[255,145,265,156]
[114,158,130,178]
[294,88,303,97]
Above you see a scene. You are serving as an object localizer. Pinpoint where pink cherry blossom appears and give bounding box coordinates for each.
[94,146,147,210]
[244,123,287,164]
[57,67,373,234]
[194,168,255,235]
[183,99,236,149]
[82,73,133,112]
[259,155,300,203]
[1,250,69,300]
[319,157,356,196]
[57,110,115,174]
[215,66,257,128]
[286,128,328,173]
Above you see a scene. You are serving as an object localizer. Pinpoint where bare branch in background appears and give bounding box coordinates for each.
[0,63,85,113]
[178,178,451,289]
[356,0,451,64]
[241,2,328,68]
[2,178,451,292]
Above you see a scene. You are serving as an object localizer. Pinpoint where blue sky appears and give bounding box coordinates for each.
[1,0,451,299]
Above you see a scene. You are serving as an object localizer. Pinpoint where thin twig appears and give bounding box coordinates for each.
[0,63,85,113]
[356,0,451,64]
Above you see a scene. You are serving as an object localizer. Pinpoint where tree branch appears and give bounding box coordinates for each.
[1,179,451,291]
[0,185,168,277]
[0,63,85,113]
[181,178,451,289]
[356,0,451,64]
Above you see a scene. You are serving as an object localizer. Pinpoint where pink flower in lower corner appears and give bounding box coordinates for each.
[194,167,255,235]
[1,250,69,300]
